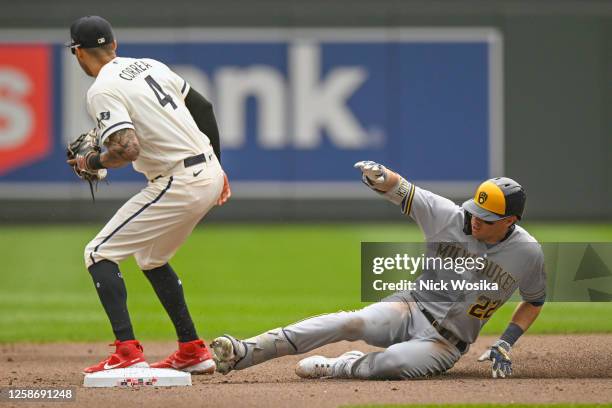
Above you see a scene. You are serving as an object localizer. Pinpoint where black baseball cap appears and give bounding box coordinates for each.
[66,16,114,52]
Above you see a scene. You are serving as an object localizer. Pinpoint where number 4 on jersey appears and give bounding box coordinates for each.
[145,75,177,110]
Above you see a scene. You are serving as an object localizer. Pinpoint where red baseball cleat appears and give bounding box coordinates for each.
[150,339,216,374]
[83,340,148,374]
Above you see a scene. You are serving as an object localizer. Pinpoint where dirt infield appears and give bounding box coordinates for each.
[1,335,611,408]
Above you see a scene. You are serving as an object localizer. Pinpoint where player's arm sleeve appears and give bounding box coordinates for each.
[518,249,547,304]
[184,87,221,161]
[88,92,135,145]
[406,184,464,240]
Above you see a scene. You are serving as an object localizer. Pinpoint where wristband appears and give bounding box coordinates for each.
[383,177,410,206]
[87,153,106,170]
[383,177,416,215]
[499,322,524,346]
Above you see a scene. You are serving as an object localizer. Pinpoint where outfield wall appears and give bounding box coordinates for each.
[0,1,610,221]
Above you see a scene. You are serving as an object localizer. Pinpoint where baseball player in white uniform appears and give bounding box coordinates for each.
[66,16,231,374]
[211,161,546,380]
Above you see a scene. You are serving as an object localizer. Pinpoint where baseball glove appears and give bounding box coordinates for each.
[66,129,107,201]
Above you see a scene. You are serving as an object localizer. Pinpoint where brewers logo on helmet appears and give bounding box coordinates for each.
[462,177,527,222]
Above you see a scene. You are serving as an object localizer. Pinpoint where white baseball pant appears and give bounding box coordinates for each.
[84,148,223,270]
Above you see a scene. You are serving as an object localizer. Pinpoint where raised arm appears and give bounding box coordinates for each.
[354,161,401,193]
[354,160,461,239]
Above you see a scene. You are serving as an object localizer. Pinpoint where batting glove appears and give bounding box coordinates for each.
[354,161,388,188]
[478,339,512,378]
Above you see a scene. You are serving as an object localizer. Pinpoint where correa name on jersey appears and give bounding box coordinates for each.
[119,60,153,81]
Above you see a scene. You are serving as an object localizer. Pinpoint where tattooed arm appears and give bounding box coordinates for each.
[99,128,140,168]
[67,128,140,172]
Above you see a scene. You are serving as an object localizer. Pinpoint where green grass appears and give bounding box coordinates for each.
[0,223,611,342]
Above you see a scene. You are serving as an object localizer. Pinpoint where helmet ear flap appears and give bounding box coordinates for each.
[463,210,473,235]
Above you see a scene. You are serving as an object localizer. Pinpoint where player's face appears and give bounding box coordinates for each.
[471,215,515,242]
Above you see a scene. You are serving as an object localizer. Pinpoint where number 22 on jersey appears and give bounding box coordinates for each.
[468,295,501,320]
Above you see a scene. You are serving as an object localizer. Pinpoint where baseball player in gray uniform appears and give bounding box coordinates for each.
[211,161,546,380]
[66,16,231,374]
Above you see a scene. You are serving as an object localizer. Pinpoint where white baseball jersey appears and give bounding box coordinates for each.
[86,56,210,180]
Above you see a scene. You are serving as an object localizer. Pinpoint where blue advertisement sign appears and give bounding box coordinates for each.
[0,29,502,198]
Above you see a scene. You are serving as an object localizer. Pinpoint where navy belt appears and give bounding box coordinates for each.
[150,154,208,182]
[416,301,468,353]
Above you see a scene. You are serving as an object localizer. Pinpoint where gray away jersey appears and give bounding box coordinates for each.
[398,183,546,344]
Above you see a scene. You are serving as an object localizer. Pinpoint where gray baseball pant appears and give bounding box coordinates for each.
[236,293,464,379]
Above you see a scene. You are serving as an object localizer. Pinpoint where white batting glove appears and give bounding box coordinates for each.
[354,160,388,187]
[478,340,513,379]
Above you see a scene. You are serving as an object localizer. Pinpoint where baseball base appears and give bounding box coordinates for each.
[83,367,191,387]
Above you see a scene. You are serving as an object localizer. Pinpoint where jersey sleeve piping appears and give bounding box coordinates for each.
[400,183,416,215]
[180,80,190,98]
[100,121,135,144]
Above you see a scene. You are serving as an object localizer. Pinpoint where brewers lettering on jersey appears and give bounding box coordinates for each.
[210,162,545,380]
[66,16,230,374]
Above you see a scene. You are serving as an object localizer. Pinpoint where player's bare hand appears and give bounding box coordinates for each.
[478,340,512,378]
[217,172,231,206]
[354,160,387,186]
